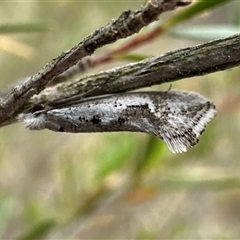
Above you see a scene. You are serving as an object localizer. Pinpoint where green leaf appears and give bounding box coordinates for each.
[132,136,166,176]
[169,25,240,40]
[0,22,53,34]
[163,0,234,29]
[17,219,55,240]
[95,134,137,180]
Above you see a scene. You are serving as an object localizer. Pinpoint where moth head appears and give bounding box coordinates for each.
[18,112,47,130]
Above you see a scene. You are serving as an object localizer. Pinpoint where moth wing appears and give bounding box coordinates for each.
[154,91,216,153]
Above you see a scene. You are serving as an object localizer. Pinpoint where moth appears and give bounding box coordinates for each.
[18,90,216,153]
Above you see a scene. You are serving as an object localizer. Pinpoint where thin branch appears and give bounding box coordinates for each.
[1,32,239,128]
[30,33,240,107]
[49,25,163,87]
[0,0,190,124]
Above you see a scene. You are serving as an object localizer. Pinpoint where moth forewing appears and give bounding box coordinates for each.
[18,91,216,153]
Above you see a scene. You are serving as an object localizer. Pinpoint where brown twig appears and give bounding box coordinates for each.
[49,26,164,87]
[29,33,240,107]
[0,0,190,124]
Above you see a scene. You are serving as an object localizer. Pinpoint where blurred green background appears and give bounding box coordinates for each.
[0,1,240,239]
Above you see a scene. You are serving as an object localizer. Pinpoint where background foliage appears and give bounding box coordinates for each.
[0,1,240,239]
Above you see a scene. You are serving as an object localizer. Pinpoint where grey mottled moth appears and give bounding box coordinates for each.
[18,90,216,153]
